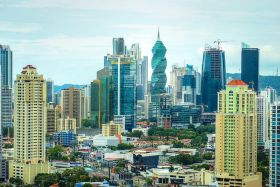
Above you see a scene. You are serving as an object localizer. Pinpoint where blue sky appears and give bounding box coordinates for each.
[0,0,279,84]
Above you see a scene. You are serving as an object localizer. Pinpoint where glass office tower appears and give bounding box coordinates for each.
[201,47,226,112]
[111,56,136,131]
[241,47,259,92]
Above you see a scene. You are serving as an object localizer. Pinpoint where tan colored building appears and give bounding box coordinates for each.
[102,121,122,136]
[46,103,61,135]
[9,65,49,184]
[215,80,262,187]
[57,117,77,133]
[60,87,81,128]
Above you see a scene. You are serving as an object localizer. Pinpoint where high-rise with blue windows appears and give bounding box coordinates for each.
[110,56,136,131]
[0,45,13,128]
[241,45,259,92]
[270,102,280,186]
[201,47,226,112]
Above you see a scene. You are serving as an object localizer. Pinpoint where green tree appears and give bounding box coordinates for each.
[62,167,90,186]
[172,141,184,148]
[34,173,60,187]
[9,177,24,186]
[126,130,144,138]
[82,183,92,187]
[117,143,134,150]
[145,178,153,186]
[82,119,97,128]
[48,145,64,161]
[202,152,213,160]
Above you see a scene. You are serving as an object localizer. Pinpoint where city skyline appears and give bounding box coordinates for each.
[0,0,279,85]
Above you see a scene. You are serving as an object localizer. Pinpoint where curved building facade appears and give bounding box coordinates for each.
[151,31,167,103]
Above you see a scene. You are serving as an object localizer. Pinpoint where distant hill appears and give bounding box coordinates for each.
[54,84,86,93]
[227,73,280,94]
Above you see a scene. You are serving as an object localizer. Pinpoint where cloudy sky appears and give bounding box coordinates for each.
[0,0,279,85]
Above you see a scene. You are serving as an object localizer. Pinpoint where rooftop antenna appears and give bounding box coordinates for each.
[157,27,160,41]
[214,39,234,50]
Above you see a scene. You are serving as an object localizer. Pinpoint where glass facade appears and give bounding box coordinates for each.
[201,48,226,112]
[0,45,13,128]
[270,103,280,186]
[46,79,54,103]
[241,47,259,92]
[111,56,136,131]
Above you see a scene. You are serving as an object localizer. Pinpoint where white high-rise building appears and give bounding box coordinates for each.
[169,64,185,104]
[9,65,48,184]
[260,87,277,104]
[256,95,269,148]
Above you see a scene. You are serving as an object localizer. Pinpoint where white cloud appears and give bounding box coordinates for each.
[0,21,40,33]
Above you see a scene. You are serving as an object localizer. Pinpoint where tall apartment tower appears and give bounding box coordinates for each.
[0,45,13,128]
[215,80,261,187]
[113,38,125,55]
[241,46,259,92]
[270,102,280,186]
[169,65,185,104]
[60,87,81,128]
[46,79,54,103]
[201,47,226,112]
[9,65,48,184]
[256,95,269,147]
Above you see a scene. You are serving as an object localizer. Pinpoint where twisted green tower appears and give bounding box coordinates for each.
[151,29,167,103]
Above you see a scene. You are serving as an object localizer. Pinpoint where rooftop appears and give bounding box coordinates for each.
[227,80,247,86]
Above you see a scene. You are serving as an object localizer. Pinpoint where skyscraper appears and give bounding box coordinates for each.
[46,103,61,135]
[241,46,259,92]
[169,65,185,104]
[201,47,226,112]
[110,56,136,131]
[256,95,269,147]
[150,30,167,122]
[0,45,13,128]
[142,56,148,94]
[113,38,125,55]
[91,80,101,128]
[215,80,261,187]
[60,87,81,128]
[270,102,280,186]
[46,79,54,103]
[9,65,48,184]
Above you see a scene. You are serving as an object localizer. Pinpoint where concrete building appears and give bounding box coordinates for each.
[54,130,76,147]
[57,117,77,133]
[102,121,122,136]
[256,95,269,147]
[169,65,185,104]
[61,87,81,128]
[215,80,261,187]
[46,103,61,135]
[9,65,49,184]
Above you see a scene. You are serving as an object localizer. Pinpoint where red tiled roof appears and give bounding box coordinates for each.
[227,80,247,86]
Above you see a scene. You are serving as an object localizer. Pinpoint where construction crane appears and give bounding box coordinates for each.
[213,39,234,50]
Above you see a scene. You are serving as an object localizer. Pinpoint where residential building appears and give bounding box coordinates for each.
[215,80,262,187]
[256,95,269,147]
[201,47,226,112]
[46,103,61,135]
[270,102,280,186]
[60,87,81,128]
[260,86,277,104]
[57,117,77,133]
[9,65,48,184]
[0,45,13,128]
[102,121,122,136]
[241,45,259,92]
[169,65,185,104]
[81,85,91,119]
[46,79,54,103]
[54,130,76,147]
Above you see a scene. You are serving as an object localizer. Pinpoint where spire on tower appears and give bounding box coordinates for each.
[157,27,160,41]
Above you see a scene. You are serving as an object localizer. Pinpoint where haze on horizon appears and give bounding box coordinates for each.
[0,0,279,85]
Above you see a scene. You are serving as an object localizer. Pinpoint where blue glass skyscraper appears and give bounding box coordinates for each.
[241,46,259,92]
[270,103,280,186]
[111,56,136,131]
[201,47,226,112]
[0,45,13,128]
[151,30,167,103]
